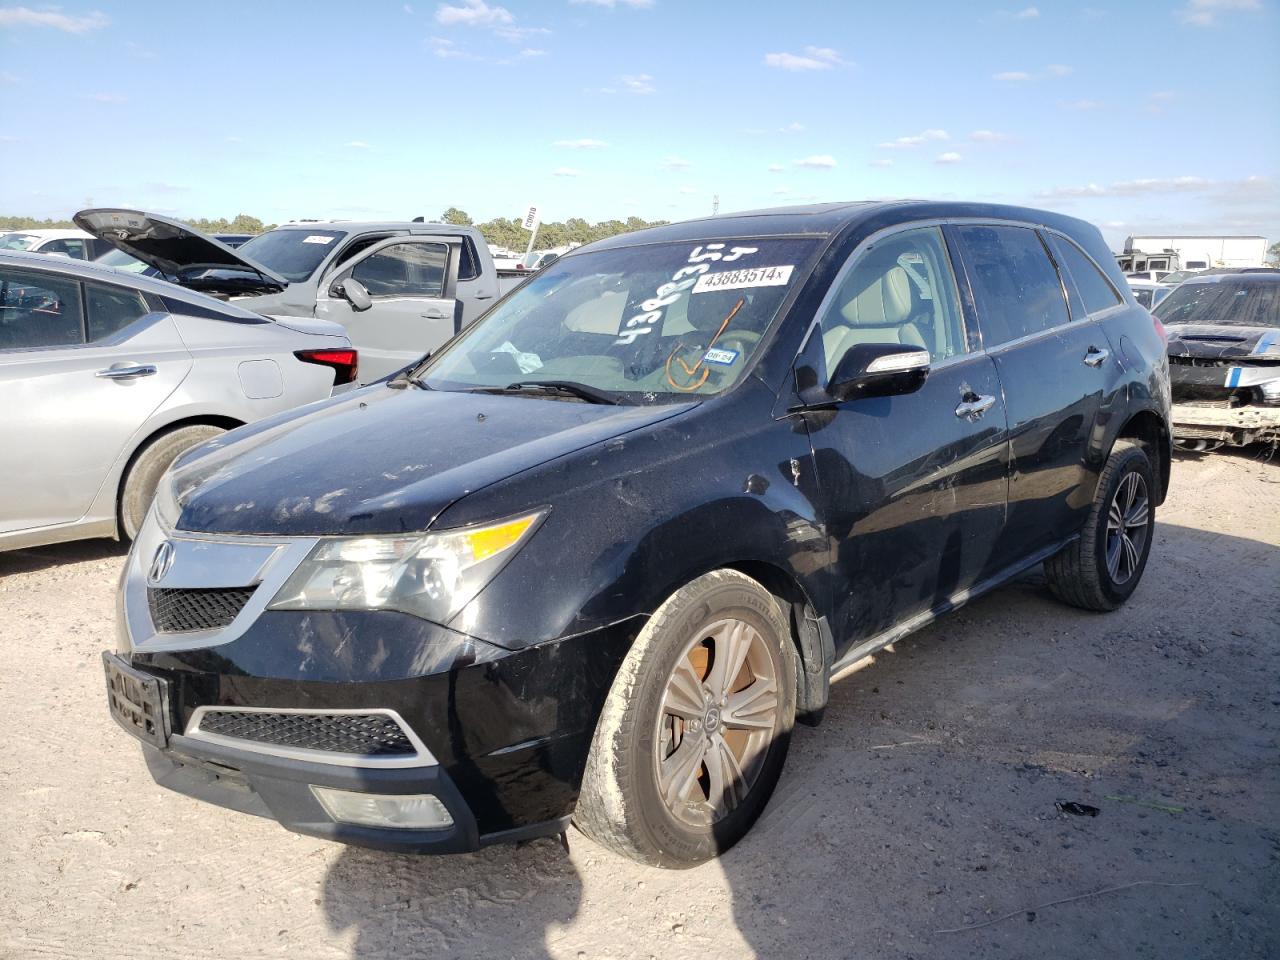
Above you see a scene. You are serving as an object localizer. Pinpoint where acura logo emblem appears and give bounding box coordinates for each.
[149,540,176,583]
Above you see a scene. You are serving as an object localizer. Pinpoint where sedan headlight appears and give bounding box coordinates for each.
[268,510,545,624]
[152,472,182,531]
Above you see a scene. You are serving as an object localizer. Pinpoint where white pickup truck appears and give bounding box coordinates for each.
[77,209,527,382]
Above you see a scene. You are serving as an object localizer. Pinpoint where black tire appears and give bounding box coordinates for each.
[1044,441,1155,611]
[119,425,225,540]
[574,570,797,867]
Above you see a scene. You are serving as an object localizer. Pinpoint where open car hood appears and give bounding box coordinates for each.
[74,208,288,295]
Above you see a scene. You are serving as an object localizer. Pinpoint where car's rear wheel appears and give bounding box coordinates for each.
[1045,441,1155,611]
[119,425,225,540]
[574,569,796,867]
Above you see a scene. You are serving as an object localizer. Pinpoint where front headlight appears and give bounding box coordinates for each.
[268,510,545,624]
[152,472,182,532]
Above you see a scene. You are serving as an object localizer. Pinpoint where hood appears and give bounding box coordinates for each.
[1165,323,1280,361]
[170,387,694,536]
[74,208,288,296]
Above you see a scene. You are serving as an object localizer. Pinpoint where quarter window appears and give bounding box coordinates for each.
[0,268,84,349]
[41,238,89,260]
[86,282,150,340]
[1047,234,1122,315]
[351,242,449,298]
[818,226,967,373]
[955,225,1069,346]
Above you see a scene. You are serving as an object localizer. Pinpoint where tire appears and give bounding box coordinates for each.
[574,569,797,867]
[1044,441,1155,611]
[119,425,225,540]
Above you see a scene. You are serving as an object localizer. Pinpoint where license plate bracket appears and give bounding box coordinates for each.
[103,652,172,749]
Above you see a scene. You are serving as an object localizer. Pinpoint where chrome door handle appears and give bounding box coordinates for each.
[96,364,157,380]
[955,394,996,421]
[420,309,450,320]
[1083,346,1110,367]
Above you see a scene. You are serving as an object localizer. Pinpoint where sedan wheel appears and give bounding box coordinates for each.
[1105,472,1149,586]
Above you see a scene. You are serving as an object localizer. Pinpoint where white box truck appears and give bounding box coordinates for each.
[1117,235,1268,273]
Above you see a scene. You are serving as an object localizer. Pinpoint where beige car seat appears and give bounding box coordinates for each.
[822,265,926,369]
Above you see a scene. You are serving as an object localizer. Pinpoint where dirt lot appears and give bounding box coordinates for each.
[1,449,1277,960]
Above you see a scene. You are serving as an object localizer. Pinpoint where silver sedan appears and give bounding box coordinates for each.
[0,251,357,551]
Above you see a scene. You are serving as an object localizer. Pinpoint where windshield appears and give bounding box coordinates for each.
[236,228,346,282]
[1154,279,1280,328]
[0,233,37,251]
[424,237,819,402]
[94,247,151,273]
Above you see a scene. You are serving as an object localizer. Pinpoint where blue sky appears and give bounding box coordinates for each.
[1,0,1277,250]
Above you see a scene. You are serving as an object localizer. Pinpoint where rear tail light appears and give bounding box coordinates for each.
[295,348,358,385]
[1152,315,1168,345]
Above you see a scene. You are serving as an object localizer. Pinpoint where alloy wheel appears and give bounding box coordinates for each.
[1105,471,1149,585]
[654,618,780,827]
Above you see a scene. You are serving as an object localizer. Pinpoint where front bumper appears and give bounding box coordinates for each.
[108,520,641,853]
[1171,402,1280,446]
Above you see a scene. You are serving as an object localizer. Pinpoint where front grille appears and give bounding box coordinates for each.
[148,586,256,633]
[195,710,415,756]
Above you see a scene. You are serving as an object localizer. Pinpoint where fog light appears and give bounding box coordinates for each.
[310,786,454,830]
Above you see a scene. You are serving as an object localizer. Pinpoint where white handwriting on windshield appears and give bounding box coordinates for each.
[614,244,760,345]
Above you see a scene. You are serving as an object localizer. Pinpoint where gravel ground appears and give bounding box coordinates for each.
[1,449,1277,960]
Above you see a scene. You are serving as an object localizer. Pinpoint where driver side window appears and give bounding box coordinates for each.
[351,242,448,298]
[818,227,967,377]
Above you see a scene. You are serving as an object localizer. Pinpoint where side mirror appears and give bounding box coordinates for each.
[333,278,372,312]
[828,342,930,402]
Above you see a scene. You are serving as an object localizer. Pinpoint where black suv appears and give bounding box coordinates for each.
[104,201,1171,867]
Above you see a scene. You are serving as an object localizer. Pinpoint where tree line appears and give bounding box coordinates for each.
[1,210,670,251]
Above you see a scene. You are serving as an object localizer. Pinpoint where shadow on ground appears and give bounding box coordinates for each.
[313,519,1277,958]
[0,536,128,577]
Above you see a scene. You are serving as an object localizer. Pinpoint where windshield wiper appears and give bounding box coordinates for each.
[461,380,620,404]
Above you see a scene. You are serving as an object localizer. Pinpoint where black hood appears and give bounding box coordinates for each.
[75,208,287,295]
[1165,323,1280,360]
[171,388,693,536]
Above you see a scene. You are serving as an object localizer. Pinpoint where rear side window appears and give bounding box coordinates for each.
[0,268,84,349]
[458,237,480,281]
[955,225,1069,346]
[86,282,150,340]
[41,238,89,260]
[1047,234,1122,316]
[351,241,448,298]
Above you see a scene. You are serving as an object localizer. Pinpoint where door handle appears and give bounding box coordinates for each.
[421,309,450,320]
[474,293,494,301]
[1083,346,1110,368]
[96,364,157,380]
[955,394,996,421]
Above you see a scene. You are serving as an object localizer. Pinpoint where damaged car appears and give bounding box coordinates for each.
[1153,271,1280,449]
[103,201,1170,866]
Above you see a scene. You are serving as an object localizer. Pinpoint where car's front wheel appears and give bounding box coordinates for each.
[1045,440,1155,611]
[574,570,796,867]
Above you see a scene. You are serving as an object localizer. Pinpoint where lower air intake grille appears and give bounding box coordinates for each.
[195,711,416,756]
[148,586,256,633]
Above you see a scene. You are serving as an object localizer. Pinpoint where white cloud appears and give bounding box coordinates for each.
[553,138,607,148]
[620,73,655,93]
[435,0,513,26]
[767,164,784,173]
[795,154,837,169]
[1058,98,1101,110]
[1014,5,1039,17]
[87,93,126,103]
[869,158,894,168]
[935,152,963,164]
[994,70,1031,81]
[678,186,697,194]
[1035,175,1260,200]
[0,7,108,32]
[877,128,949,149]
[996,64,1074,81]
[570,0,654,7]
[970,129,1014,142]
[428,36,480,58]
[1151,89,1176,100]
[1179,0,1261,26]
[225,135,243,143]
[404,3,414,12]
[519,47,547,57]
[1045,63,1073,76]
[663,156,691,171]
[773,186,792,196]
[346,141,371,149]
[553,166,580,177]
[763,46,847,71]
